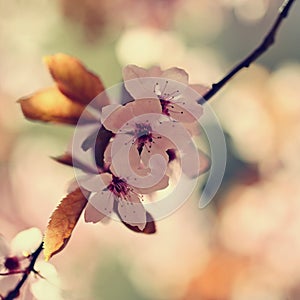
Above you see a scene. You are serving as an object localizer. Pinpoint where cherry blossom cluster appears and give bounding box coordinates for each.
[74,65,210,231]
[19,54,210,237]
[0,229,62,300]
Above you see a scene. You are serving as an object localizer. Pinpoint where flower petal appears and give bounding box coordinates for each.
[31,261,63,300]
[123,65,189,84]
[11,227,43,255]
[120,211,156,234]
[44,53,108,107]
[131,98,162,116]
[101,104,134,133]
[79,173,112,192]
[181,144,211,178]
[168,102,203,123]
[123,64,150,81]
[105,142,144,178]
[117,196,146,230]
[84,202,108,223]
[161,67,189,85]
[137,174,169,194]
[85,189,114,222]
[140,136,172,166]
[19,87,93,125]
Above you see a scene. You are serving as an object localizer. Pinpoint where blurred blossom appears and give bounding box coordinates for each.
[219,173,300,286]
[267,63,300,126]
[0,1,57,97]
[116,27,223,86]
[116,27,185,67]
[31,261,63,300]
[59,0,180,39]
[175,48,224,86]
[233,0,269,24]
[214,65,276,164]
[0,228,63,300]
[120,199,214,299]
[174,0,224,41]
[181,250,249,300]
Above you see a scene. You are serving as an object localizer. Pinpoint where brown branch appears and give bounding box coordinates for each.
[200,0,296,103]
[3,242,44,300]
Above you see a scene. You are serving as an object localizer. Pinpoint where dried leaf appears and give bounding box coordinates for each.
[43,188,88,261]
[19,87,90,125]
[82,126,114,168]
[52,153,73,167]
[52,152,99,174]
[44,53,108,106]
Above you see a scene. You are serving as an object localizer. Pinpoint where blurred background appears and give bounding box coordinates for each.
[1,0,300,299]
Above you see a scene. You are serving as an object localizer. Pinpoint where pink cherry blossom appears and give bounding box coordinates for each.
[0,228,42,276]
[81,173,151,230]
[123,64,207,123]
[101,98,174,166]
[0,228,63,300]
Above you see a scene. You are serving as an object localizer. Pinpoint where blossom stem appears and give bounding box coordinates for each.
[0,271,26,276]
[200,0,296,103]
[3,242,44,300]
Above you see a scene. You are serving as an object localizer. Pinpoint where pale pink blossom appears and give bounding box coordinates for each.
[102,97,209,180]
[101,98,174,165]
[0,228,63,300]
[81,172,168,230]
[123,64,207,123]
[0,228,42,276]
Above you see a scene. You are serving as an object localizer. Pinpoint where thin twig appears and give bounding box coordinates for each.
[200,0,296,103]
[3,242,44,300]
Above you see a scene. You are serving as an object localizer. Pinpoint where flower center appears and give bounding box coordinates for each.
[107,176,143,203]
[154,81,184,116]
[4,256,20,271]
[108,176,129,198]
[135,122,152,139]
[134,122,153,153]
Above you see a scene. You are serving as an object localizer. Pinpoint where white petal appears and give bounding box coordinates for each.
[180,144,210,178]
[101,104,122,124]
[11,228,42,255]
[118,196,146,229]
[123,64,149,81]
[101,103,134,132]
[31,261,63,300]
[34,261,60,285]
[87,190,114,218]
[84,202,108,223]
[162,67,189,84]
[79,173,112,192]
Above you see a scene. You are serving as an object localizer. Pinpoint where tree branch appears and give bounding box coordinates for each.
[2,242,44,300]
[200,0,296,103]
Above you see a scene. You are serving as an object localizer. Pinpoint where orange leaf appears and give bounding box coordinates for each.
[44,53,108,106]
[19,87,93,125]
[43,188,88,261]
